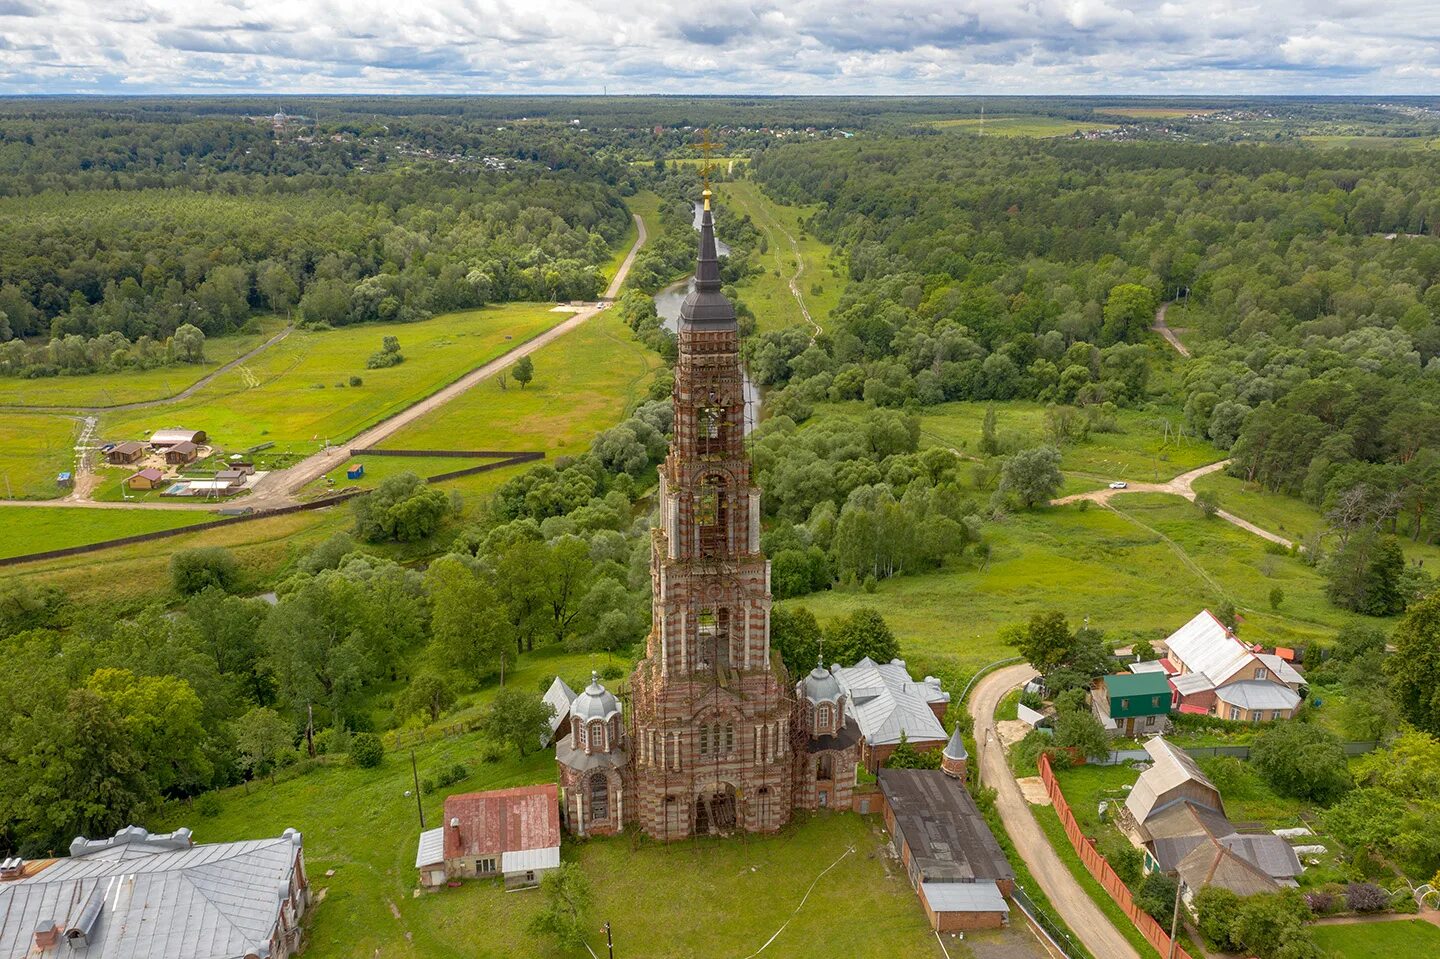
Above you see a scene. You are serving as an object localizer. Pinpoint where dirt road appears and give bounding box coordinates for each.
[1152,302,1189,358]
[733,187,821,339]
[0,213,648,513]
[1053,459,1295,549]
[969,663,1143,959]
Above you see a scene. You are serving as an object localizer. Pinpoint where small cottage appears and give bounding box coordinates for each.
[127,467,164,490]
[165,441,199,466]
[105,441,146,465]
[415,784,560,890]
[1091,672,1172,737]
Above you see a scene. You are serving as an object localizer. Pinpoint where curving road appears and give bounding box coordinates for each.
[969,663,1143,959]
[1151,301,1189,358]
[1053,459,1295,549]
[0,213,648,512]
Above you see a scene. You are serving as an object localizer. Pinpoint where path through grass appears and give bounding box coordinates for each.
[721,180,841,334]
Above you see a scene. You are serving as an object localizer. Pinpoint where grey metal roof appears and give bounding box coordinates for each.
[679,197,735,331]
[0,826,302,959]
[801,665,842,704]
[1214,681,1300,712]
[500,847,560,874]
[835,658,948,747]
[569,672,620,723]
[1220,834,1302,879]
[1125,737,1221,828]
[1128,661,1168,674]
[878,769,1013,885]
[542,676,578,744]
[943,725,968,761]
[919,880,1009,914]
[415,827,445,869]
[1253,653,1305,687]
[1170,672,1216,695]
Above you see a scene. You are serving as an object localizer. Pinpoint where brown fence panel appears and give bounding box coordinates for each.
[350,448,545,460]
[1039,754,1195,959]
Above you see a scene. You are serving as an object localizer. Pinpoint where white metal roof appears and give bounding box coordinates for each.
[834,658,948,746]
[501,846,560,874]
[919,880,1009,914]
[1128,660,1168,674]
[542,676,578,744]
[416,827,445,869]
[1124,737,1221,827]
[1171,672,1216,695]
[1215,681,1301,712]
[1164,610,1254,686]
[1253,653,1305,687]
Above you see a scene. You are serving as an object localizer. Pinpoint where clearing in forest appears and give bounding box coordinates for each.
[720,180,839,335]
[930,116,1090,137]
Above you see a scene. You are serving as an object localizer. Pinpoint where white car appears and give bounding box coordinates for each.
[1109,481,1128,489]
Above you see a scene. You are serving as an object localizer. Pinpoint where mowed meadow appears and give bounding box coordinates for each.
[98,303,565,456]
[720,180,841,334]
[0,412,79,499]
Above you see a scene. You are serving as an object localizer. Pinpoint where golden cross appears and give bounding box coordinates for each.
[699,128,723,209]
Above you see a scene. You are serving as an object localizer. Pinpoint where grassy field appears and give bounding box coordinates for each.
[919,400,1221,483]
[146,646,945,959]
[0,317,288,408]
[0,504,216,560]
[720,180,841,334]
[789,489,1353,684]
[1310,920,1440,958]
[97,304,564,457]
[930,117,1092,137]
[0,412,78,499]
[601,206,640,289]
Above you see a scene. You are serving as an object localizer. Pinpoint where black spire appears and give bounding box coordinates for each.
[677,188,736,330]
[695,188,722,292]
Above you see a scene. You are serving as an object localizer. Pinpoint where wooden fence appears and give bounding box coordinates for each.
[1038,752,1196,959]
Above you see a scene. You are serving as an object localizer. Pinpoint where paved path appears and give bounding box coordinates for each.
[0,324,295,414]
[1151,301,1189,358]
[969,664,1143,959]
[1053,459,1295,549]
[0,213,648,513]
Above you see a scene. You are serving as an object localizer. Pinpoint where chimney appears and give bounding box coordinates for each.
[449,817,460,829]
[34,920,60,950]
[0,856,24,881]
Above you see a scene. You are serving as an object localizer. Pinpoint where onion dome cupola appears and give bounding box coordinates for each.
[797,658,846,738]
[569,671,623,755]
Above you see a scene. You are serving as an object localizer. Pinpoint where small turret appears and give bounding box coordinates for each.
[941,725,969,783]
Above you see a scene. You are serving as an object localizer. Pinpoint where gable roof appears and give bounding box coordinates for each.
[879,769,1012,885]
[0,826,302,959]
[1124,737,1222,827]
[834,658,948,746]
[1164,610,1253,686]
[1215,681,1301,712]
[442,784,559,863]
[542,676,578,743]
[1253,653,1305,687]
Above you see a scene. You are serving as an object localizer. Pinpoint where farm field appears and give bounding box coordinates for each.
[720,179,840,334]
[789,490,1353,683]
[1310,920,1440,958]
[930,116,1093,137]
[0,504,214,560]
[146,646,943,959]
[98,304,564,458]
[1095,106,1222,119]
[918,400,1221,483]
[0,316,287,408]
[0,412,78,499]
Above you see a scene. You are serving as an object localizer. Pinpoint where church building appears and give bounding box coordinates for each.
[554,190,952,840]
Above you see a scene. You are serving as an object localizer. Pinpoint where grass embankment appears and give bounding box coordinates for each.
[147,647,940,959]
[720,180,840,334]
[1310,920,1440,958]
[930,117,1093,137]
[99,303,563,457]
[0,317,287,408]
[0,412,78,499]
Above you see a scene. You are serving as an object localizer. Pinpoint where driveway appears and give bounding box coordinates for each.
[969,663,1142,959]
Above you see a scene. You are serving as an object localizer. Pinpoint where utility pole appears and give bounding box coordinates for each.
[1167,879,1183,959]
[604,920,614,959]
[411,750,425,829]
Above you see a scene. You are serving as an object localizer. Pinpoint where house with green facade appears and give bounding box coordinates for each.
[1091,671,1172,738]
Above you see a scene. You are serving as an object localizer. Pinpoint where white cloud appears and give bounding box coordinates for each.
[0,0,1437,93]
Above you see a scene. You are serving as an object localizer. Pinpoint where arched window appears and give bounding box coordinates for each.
[817,754,834,781]
[817,703,833,732]
[589,720,605,753]
[576,720,588,751]
[699,723,710,755]
[724,722,734,753]
[589,774,609,822]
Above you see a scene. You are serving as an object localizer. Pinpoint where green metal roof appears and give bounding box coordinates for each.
[1102,672,1171,698]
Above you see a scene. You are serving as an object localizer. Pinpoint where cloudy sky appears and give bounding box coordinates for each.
[1,0,1437,95]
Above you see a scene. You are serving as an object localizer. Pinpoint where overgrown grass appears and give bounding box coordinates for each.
[0,316,287,408]
[147,647,943,959]
[720,180,840,334]
[0,412,78,499]
[99,303,564,457]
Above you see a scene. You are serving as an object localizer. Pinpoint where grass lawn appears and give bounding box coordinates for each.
[1310,919,1440,958]
[0,504,215,560]
[98,304,564,458]
[919,400,1221,484]
[0,412,78,499]
[930,117,1093,137]
[720,180,841,334]
[146,646,943,959]
[0,317,288,409]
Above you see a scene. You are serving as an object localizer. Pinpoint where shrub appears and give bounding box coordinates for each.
[170,546,239,595]
[1136,870,1177,924]
[600,664,625,681]
[1194,886,1242,951]
[1345,882,1390,913]
[349,375,363,386]
[478,741,505,764]
[1109,843,1143,885]
[350,732,384,768]
[193,793,221,818]
[1303,891,1335,915]
[1250,722,1352,803]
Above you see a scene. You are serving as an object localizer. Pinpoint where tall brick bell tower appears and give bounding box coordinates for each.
[628,189,795,840]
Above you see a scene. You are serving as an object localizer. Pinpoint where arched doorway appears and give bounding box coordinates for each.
[694,783,738,835]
